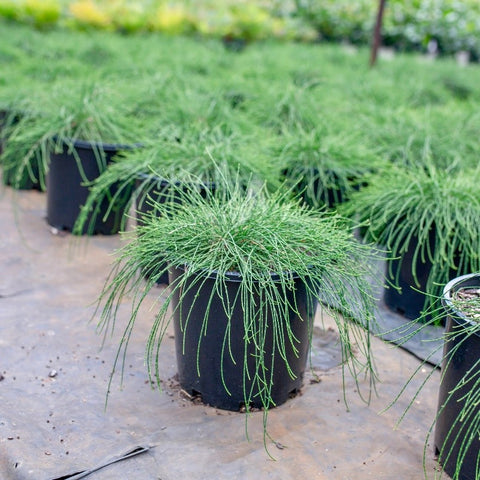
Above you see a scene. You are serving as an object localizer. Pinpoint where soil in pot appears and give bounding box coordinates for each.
[434,273,480,480]
[46,139,134,235]
[168,266,317,411]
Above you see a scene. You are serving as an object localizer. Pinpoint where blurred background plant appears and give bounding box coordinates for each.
[1,0,479,59]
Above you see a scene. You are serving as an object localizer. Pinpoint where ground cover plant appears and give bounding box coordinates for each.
[1,19,480,217]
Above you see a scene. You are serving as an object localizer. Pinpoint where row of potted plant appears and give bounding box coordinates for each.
[2,19,480,311]
[0,24,382,453]
[1,21,480,476]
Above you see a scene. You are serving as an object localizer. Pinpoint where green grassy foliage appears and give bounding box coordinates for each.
[2,16,480,463]
[342,162,480,314]
[1,19,480,198]
[96,180,380,448]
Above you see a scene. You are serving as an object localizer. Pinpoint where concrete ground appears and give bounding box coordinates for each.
[0,187,447,480]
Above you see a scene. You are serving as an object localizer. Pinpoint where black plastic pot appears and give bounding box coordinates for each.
[2,161,42,190]
[285,167,363,209]
[384,229,457,322]
[169,266,317,411]
[46,138,134,235]
[135,176,174,285]
[135,176,215,284]
[383,232,435,320]
[434,273,480,480]
[0,110,41,190]
[222,36,247,52]
[135,175,182,226]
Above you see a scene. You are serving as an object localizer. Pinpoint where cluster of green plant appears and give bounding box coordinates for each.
[0,18,478,212]
[341,161,480,315]
[2,18,480,195]
[383,0,480,59]
[96,180,379,449]
[0,0,61,28]
[2,18,480,464]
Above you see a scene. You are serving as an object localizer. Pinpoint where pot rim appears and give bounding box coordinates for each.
[51,135,142,152]
[170,264,303,284]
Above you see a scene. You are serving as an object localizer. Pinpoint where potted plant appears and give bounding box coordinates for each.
[432,273,480,480]
[46,80,149,235]
[73,123,279,234]
[95,180,380,449]
[0,25,120,191]
[74,124,280,285]
[388,273,480,480]
[341,161,480,321]
[3,79,145,233]
[276,123,385,209]
[0,86,48,190]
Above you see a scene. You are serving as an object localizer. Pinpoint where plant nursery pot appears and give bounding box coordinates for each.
[0,110,41,190]
[434,273,480,480]
[168,266,317,411]
[135,176,174,285]
[222,36,247,52]
[286,168,362,209]
[46,138,133,235]
[135,176,215,285]
[383,229,457,322]
[383,235,435,320]
[302,169,347,209]
[2,161,42,190]
[135,175,181,225]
